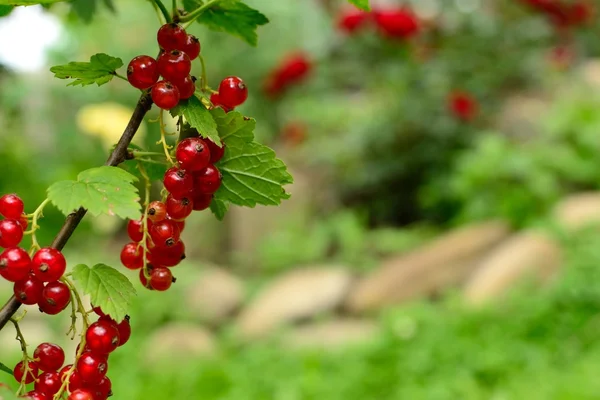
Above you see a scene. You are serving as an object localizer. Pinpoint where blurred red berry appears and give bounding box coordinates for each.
[373,8,420,39]
[264,52,312,98]
[337,6,370,34]
[448,91,478,122]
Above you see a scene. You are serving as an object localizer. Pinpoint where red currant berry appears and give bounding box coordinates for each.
[157,50,192,82]
[96,375,112,398]
[190,192,213,211]
[218,76,248,108]
[171,219,185,233]
[166,195,193,221]
[14,360,39,384]
[147,201,167,223]
[92,305,106,317]
[205,140,225,163]
[31,248,67,282]
[182,34,201,60]
[86,320,120,355]
[23,390,48,400]
[149,240,185,267]
[193,165,222,194]
[157,23,187,52]
[68,389,95,400]
[120,243,144,270]
[19,214,28,231]
[0,247,32,283]
[33,343,65,372]
[14,275,44,305]
[126,219,144,242]
[127,55,159,90]
[163,167,194,199]
[149,219,181,248]
[210,93,233,112]
[150,267,174,291]
[39,281,71,315]
[0,194,24,219]
[0,219,24,248]
[176,137,211,172]
[34,371,61,396]
[76,352,108,385]
[115,316,131,347]
[59,365,84,392]
[172,75,196,100]
[151,81,180,110]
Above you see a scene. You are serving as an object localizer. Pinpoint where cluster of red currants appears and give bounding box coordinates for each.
[519,0,594,29]
[14,307,130,400]
[121,136,225,291]
[0,195,71,315]
[127,22,249,112]
[337,6,420,39]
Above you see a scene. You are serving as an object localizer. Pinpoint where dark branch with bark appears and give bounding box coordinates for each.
[0,93,153,331]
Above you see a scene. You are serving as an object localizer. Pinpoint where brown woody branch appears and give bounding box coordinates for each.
[0,93,153,331]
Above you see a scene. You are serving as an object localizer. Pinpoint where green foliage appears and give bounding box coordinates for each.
[0,361,12,375]
[72,263,136,322]
[0,5,13,14]
[71,0,115,23]
[347,0,370,10]
[119,144,168,182]
[193,0,269,46]
[172,96,221,146]
[0,0,64,4]
[48,166,141,220]
[0,385,19,400]
[50,53,123,87]
[209,197,229,220]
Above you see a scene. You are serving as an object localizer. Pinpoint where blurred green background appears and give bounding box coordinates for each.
[2,0,600,399]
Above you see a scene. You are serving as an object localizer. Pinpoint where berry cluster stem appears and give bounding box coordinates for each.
[24,198,51,256]
[179,0,224,26]
[9,317,32,395]
[158,110,176,165]
[137,163,153,281]
[151,0,172,23]
[0,93,153,332]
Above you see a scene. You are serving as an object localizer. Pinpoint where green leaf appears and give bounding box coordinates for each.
[47,166,141,220]
[173,96,221,146]
[0,361,12,375]
[0,0,65,4]
[347,0,370,11]
[182,0,202,10]
[50,53,123,87]
[116,144,168,183]
[209,197,229,221]
[196,0,269,46]
[0,5,13,15]
[210,107,254,144]
[72,264,136,322]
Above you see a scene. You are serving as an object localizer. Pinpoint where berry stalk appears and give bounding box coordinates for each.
[0,93,153,332]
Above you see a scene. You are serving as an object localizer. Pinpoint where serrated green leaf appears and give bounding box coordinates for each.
[0,0,65,4]
[175,96,221,146]
[72,264,136,322]
[196,0,269,46]
[0,361,12,375]
[347,0,370,11]
[209,197,229,220]
[50,53,123,87]
[210,108,253,144]
[48,166,141,220]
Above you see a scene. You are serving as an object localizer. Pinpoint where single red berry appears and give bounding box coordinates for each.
[148,240,185,267]
[33,343,65,372]
[373,8,420,39]
[34,371,61,396]
[147,201,167,223]
[76,352,108,385]
[175,137,211,172]
[0,247,32,283]
[151,81,180,110]
[59,365,84,392]
[68,389,95,400]
[18,214,28,231]
[193,165,222,194]
[210,93,233,112]
[23,390,49,400]
[157,23,187,52]
[115,316,131,347]
[120,243,144,270]
[182,34,201,60]
[126,219,144,242]
[171,219,185,232]
[0,219,23,248]
[39,281,71,315]
[163,167,194,199]
[205,140,225,163]
[96,375,112,398]
[31,248,67,282]
[86,320,120,355]
[338,6,371,34]
[150,267,174,291]
[218,76,248,108]
[92,305,106,317]
[448,91,478,122]
[264,52,312,98]
[149,219,181,248]
[190,192,212,211]
[0,194,24,219]
[166,195,193,221]
[127,55,159,90]
[172,75,196,100]
[14,360,39,384]
[14,275,44,305]
[157,50,192,82]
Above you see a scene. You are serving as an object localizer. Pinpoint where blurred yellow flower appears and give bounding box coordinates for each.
[76,102,147,148]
